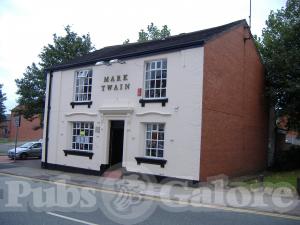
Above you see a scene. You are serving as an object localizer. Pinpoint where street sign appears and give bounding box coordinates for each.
[14,116,21,127]
[14,115,21,162]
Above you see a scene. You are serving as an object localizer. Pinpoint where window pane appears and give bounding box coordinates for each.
[150,90,154,98]
[146,124,151,130]
[151,141,157,148]
[161,89,166,97]
[158,150,163,157]
[150,80,155,88]
[151,71,155,79]
[146,72,150,80]
[152,132,158,140]
[159,124,164,131]
[146,140,151,148]
[146,149,150,156]
[157,61,161,68]
[152,124,157,130]
[162,79,166,88]
[156,80,161,88]
[146,132,151,139]
[145,81,150,89]
[155,89,160,98]
[156,70,161,79]
[151,149,156,157]
[151,62,155,69]
[162,60,167,69]
[158,132,164,140]
[145,90,149,98]
[158,141,164,149]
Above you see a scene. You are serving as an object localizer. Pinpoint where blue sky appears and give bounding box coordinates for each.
[0,0,286,112]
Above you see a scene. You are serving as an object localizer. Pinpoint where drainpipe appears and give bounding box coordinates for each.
[43,71,53,168]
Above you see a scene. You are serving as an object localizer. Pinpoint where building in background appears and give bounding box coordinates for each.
[42,19,268,181]
[9,106,43,142]
[0,114,11,139]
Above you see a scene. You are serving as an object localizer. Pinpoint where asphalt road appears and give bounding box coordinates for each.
[0,174,299,225]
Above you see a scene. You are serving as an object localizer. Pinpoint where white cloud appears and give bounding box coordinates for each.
[0,0,286,112]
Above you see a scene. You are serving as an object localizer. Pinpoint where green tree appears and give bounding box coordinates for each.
[257,0,300,129]
[138,23,171,42]
[0,84,7,122]
[124,23,171,44]
[39,25,94,69]
[15,26,94,124]
[15,63,45,120]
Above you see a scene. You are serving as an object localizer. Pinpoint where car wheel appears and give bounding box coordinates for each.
[20,153,28,160]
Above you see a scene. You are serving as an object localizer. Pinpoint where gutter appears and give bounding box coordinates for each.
[42,71,53,168]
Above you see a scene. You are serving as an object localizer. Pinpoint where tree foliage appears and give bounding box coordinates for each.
[39,25,94,69]
[124,23,171,44]
[15,26,94,123]
[0,84,7,122]
[138,23,171,42]
[15,63,45,119]
[256,0,300,129]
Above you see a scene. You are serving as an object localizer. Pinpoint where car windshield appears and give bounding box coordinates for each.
[19,142,34,148]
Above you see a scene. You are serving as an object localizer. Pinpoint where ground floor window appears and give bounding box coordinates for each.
[145,123,165,158]
[72,122,94,151]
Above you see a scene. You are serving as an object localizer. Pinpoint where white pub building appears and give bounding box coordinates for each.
[42,20,268,182]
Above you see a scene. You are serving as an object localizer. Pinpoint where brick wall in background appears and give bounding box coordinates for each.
[9,113,43,142]
[200,25,268,180]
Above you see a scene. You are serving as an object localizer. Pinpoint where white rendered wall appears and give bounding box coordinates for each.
[43,47,204,180]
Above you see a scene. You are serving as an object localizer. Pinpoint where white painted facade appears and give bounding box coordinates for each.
[42,47,204,181]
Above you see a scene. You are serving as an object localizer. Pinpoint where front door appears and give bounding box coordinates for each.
[109,120,124,167]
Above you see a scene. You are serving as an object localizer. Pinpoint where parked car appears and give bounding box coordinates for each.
[8,141,42,159]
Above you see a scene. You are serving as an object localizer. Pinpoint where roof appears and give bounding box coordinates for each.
[48,19,247,72]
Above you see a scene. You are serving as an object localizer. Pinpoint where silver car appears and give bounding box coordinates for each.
[8,141,42,159]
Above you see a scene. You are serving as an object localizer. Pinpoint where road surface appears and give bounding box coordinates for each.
[0,174,299,225]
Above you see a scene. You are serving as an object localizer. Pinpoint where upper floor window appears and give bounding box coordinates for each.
[144,59,167,99]
[74,69,92,102]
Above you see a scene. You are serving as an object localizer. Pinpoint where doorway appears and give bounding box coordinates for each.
[109,120,124,167]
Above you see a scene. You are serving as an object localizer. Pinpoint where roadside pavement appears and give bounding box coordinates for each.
[0,158,299,219]
[0,156,11,163]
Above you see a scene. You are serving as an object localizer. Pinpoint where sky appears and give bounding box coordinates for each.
[0,0,286,112]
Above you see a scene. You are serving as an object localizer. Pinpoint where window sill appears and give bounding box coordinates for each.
[135,157,167,168]
[63,149,94,159]
[70,101,92,108]
[139,98,168,107]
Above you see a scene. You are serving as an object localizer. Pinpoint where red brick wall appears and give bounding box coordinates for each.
[9,114,43,141]
[200,25,268,180]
